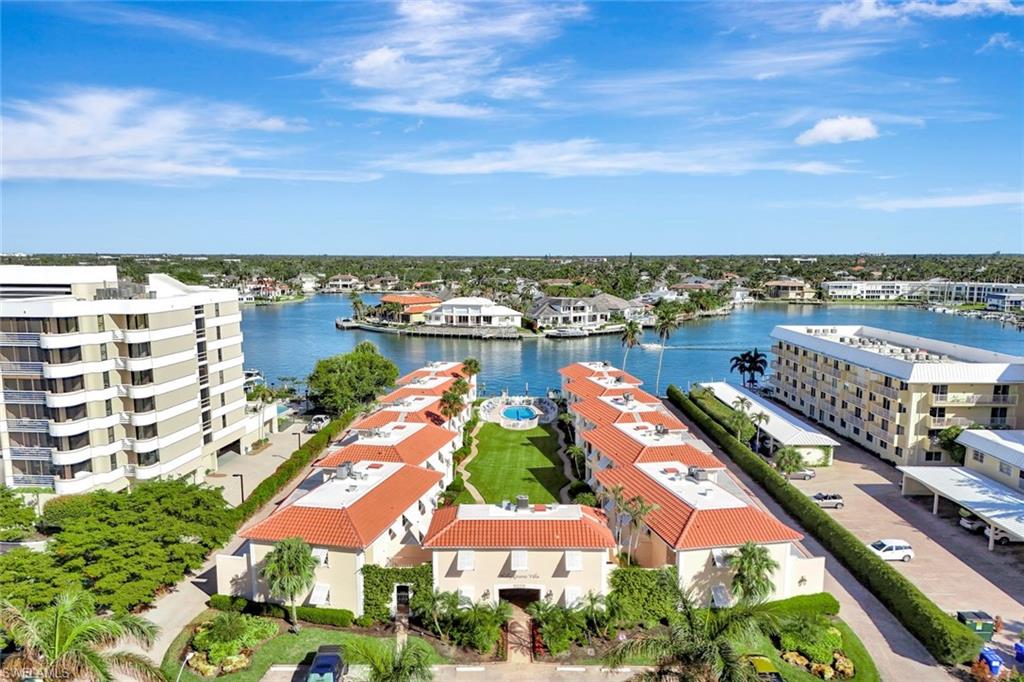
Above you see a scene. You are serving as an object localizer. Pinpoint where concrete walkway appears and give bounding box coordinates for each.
[554,421,579,504]
[265,663,644,682]
[122,420,330,670]
[506,604,533,664]
[455,421,486,503]
[664,399,953,681]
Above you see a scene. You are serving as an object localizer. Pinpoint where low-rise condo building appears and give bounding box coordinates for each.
[769,325,1024,466]
[316,421,458,486]
[560,361,644,405]
[823,279,1024,304]
[221,461,444,615]
[898,429,1024,550]
[424,501,616,607]
[0,265,262,495]
[351,394,450,431]
[423,297,522,329]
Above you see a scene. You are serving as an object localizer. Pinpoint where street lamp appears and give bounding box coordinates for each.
[176,652,195,682]
[296,432,302,449]
[232,473,245,502]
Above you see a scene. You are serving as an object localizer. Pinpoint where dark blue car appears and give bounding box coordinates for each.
[307,645,348,682]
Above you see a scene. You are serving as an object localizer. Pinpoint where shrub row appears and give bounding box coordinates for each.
[769,592,841,618]
[689,386,755,442]
[208,594,354,627]
[233,405,363,524]
[667,385,980,665]
[607,565,680,628]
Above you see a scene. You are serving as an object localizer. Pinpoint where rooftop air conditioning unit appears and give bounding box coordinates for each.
[655,424,668,436]
[688,466,710,482]
[516,494,529,511]
[337,462,353,479]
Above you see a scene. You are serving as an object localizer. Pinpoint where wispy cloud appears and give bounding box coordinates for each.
[1,88,376,183]
[977,32,1024,53]
[796,115,879,145]
[375,138,848,177]
[859,190,1022,210]
[819,0,1024,29]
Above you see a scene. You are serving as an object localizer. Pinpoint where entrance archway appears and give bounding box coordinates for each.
[497,587,542,608]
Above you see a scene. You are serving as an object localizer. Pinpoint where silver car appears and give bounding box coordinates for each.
[812,493,845,509]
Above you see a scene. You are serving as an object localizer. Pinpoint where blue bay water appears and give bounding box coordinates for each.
[241,295,1023,396]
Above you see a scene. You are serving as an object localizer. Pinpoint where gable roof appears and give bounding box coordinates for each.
[398,363,468,384]
[581,425,722,468]
[423,505,615,549]
[595,466,802,550]
[352,405,448,429]
[240,465,443,549]
[316,423,456,467]
[381,377,458,401]
[571,397,684,429]
[559,362,642,385]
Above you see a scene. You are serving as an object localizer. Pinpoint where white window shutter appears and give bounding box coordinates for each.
[565,550,583,572]
[511,550,528,571]
[457,549,475,571]
[564,586,582,607]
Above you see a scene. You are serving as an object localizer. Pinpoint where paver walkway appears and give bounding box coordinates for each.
[663,399,953,681]
[554,421,578,503]
[264,663,644,682]
[506,604,533,664]
[455,420,486,503]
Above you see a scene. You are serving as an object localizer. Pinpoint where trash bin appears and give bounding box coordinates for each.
[979,647,1003,676]
[1013,640,1024,664]
[957,610,996,642]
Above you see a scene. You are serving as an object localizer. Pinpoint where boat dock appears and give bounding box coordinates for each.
[336,319,522,341]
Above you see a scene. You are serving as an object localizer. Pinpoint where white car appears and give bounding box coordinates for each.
[983,527,1023,546]
[868,539,914,562]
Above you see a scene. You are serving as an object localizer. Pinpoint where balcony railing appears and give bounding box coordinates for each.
[820,365,842,379]
[847,376,869,390]
[869,426,896,443]
[870,405,898,422]
[874,384,900,400]
[0,361,44,375]
[929,416,972,429]
[988,417,1016,428]
[0,332,41,346]
[847,415,865,429]
[9,446,54,460]
[11,474,55,488]
[931,392,1018,406]
[846,394,864,407]
[8,418,50,433]
[3,390,47,403]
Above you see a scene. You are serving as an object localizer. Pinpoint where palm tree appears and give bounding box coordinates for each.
[729,351,751,387]
[461,357,480,378]
[0,591,162,682]
[349,291,366,320]
[439,389,465,424]
[596,484,628,552]
[346,638,434,682]
[603,588,779,681]
[248,384,276,442]
[412,588,459,642]
[728,542,780,603]
[565,444,586,480]
[578,591,610,640]
[730,397,752,440]
[625,496,660,566]
[619,320,643,371]
[261,537,318,632]
[731,396,752,414]
[451,377,470,398]
[750,411,770,451]
[653,306,679,397]
[774,447,805,475]
[746,348,768,387]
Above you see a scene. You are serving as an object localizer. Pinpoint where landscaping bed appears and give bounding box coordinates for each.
[458,422,567,503]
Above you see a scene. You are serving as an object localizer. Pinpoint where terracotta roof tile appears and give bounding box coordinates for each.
[381,377,457,401]
[559,363,642,385]
[241,465,443,548]
[398,365,467,384]
[352,407,448,429]
[564,380,651,401]
[423,506,615,549]
[581,425,722,469]
[316,423,455,467]
[381,294,441,306]
[571,398,684,429]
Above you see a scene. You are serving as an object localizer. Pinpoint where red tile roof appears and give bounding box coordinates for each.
[581,425,722,468]
[316,423,456,467]
[423,505,616,549]
[381,377,457,401]
[594,466,802,550]
[352,406,448,429]
[381,294,441,306]
[559,363,642,385]
[241,465,443,549]
[571,398,684,429]
[565,380,649,401]
[398,363,467,384]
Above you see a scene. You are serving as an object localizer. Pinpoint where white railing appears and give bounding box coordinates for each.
[0,332,41,346]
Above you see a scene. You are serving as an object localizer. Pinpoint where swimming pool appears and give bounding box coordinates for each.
[502,406,535,421]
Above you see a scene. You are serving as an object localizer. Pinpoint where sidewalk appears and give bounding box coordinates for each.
[264,663,645,682]
[663,399,953,681]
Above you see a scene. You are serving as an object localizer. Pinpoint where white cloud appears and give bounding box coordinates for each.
[350,96,492,118]
[1,88,371,183]
[819,0,1024,29]
[377,138,848,177]
[859,190,1022,210]
[796,116,879,145]
[977,32,1024,53]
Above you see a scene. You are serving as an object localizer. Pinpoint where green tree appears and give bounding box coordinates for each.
[412,589,460,642]
[0,590,162,682]
[451,377,470,398]
[0,488,37,542]
[750,412,770,450]
[247,384,276,441]
[566,444,586,480]
[936,424,980,465]
[729,351,751,387]
[653,304,680,396]
[624,497,660,566]
[619,320,643,372]
[461,357,480,378]
[728,542,780,603]
[439,389,465,422]
[730,397,752,440]
[261,537,318,633]
[597,484,628,551]
[349,291,366,320]
[346,638,434,682]
[0,549,78,609]
[307,342,399,415]
[774,447,804,474]
[746,349,768,386]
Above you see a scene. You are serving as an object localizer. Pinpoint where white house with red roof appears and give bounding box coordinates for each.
[423,501,616,607]
[217,460,443,616]
[316,420,458,486]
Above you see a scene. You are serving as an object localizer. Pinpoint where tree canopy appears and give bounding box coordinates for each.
[307,342,400,415]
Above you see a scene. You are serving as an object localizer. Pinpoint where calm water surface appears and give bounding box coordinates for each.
[241,295,1023,396]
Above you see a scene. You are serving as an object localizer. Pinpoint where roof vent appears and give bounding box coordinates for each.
[516,495,529,511]
[337,462,353,479]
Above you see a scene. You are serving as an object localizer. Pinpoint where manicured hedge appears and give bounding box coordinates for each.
[689,386,755,442]
[667,385,981,665]
[234,406,363,524]
[769,592,840,618]
[608,566,680,628]
[209,594,354,627]
[360,563,433,623]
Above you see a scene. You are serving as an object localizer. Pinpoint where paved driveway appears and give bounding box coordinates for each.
[263,664,645,682]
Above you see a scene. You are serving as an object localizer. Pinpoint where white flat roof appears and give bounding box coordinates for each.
[403,375,450,390]
[771,325,1024,383]
[382,395,441,412]
[957,430,1024,469]
[636,462,745,510]
[614,421,691,447]
[296,461,403,509]
[457,503,582,520]
[599,394,661,414]
[0,264,119,285]
[898,465,1024,539]
[699,382,840,448]
[348,421,426,445]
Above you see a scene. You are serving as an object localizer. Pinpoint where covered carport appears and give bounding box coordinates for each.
[897,465,1024,551]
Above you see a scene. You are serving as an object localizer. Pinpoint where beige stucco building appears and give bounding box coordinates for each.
[770,325,1024,467]
[0,265,267,495]
[424,502,616,607]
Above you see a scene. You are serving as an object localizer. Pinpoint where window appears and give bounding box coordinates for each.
[107,426,116,444]
[999,462,1012,476]
[138,450,159,467]
[97,315,105,332]
[895,446,903,457]
[99,344,108,361]
[102,372,111,389]
[924,451,942,462]
[511,550,528,571]
[109,453,118,470]
[564,586,582,607]
[312,547,329,566]
[565,551,583,572]
[105,399,113,416]
[972,451,985,464]
[456,550,474,571]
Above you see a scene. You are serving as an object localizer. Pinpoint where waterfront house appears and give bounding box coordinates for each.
[292,273,320,294]
[366,275,401,291]
[762,278,816,301]
[376,294,441,323]
[423,297,522,329]
[529,293,643,330]
[424,502,616,607]
[323,274,364,293]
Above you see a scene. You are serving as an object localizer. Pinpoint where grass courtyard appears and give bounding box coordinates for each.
[460,422,568,503]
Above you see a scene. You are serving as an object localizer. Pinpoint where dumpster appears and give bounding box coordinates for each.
[1014,640,1024,664]
[979,648,1003,676]
[957,610,995,641]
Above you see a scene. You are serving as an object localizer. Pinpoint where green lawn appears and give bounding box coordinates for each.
[161,611,447,682]
[461,422,567,503]
[736,618,880,682]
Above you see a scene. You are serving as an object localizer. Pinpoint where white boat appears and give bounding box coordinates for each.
[640,342,663,350]
[545,328,589,338]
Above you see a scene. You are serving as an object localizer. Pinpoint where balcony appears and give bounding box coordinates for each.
[846,376,868,390]
[0,361,44,376]
[2,390,47,403]
[846,394,864,407]
[929,416,972,429]
[8,418,49,433]
[11,474,55,488]
[931,392,1018,407]
[988,417,1016,429]
[0,332,41,346]
[870,405,898,422]
[847,415,865,429]
[874,384,900,400]
[868,426,896,444]
[9,446,54,460]
[820,365,842,379]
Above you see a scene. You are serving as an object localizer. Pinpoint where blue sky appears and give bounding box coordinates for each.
[2,0,1022,255]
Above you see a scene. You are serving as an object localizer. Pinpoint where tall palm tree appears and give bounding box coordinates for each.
[261,537,318,633]
[731,397,752,440]
[451,377,470,398]
[625,496,660,566]
[750,411,770,450]
[248,384,276,442]
[728,542,780,603]
[0,591,162,682]
[565,444,586,480]
[654,306,679,397]
[746,348,768,387]
[729,351,751,387]
[439,389,465,424]
[348,291,365,320]
[603,589,779,681]
[461,357,481,378]
[346,638,434,682]
[619,320,643,371]
[596,484,628,552]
